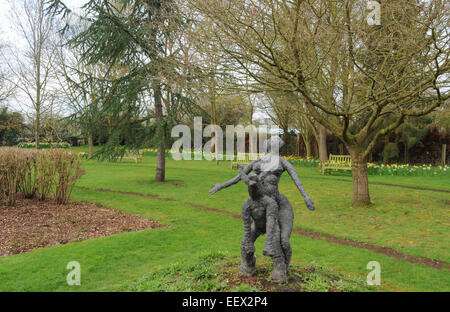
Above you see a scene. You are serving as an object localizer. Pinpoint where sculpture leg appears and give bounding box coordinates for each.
[269,221,287,283]
[262,215,276,257]
[262,198,279,257]
[278,194,294,271]
[239,220,260,277]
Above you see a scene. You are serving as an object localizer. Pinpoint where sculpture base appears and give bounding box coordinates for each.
[270,261,287,283]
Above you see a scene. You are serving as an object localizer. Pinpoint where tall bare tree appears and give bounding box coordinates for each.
[292,96,322,158]
[7,0,58,149]
[55,21,99,158]
[0,44,16,104]
[263,91,296,150]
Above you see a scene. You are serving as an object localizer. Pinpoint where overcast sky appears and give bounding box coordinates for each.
[0,0,88,113]
[0,0,88,44]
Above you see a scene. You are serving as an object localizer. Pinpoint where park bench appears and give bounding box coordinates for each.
[231,153,264,169]
[321,154,352,174]
[121,150,143,163]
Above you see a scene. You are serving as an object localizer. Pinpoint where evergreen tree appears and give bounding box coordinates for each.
[49,0,192,182]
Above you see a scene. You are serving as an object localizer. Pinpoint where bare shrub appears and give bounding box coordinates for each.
[35,150,56,201]
[49,149,84,205]
[0,148,83,206]
[0,147,27,206]
[18,150,39,198]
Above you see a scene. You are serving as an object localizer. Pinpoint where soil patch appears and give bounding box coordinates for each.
[0,198,163,256]
[220,259,363,292]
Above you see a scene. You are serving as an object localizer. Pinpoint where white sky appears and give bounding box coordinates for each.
[0,0,88,114]
[0,0,88,44]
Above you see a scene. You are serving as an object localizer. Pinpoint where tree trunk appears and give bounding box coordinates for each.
[404,142,408,163]
[35,51,41,150]
[246,74,255,155]
[209,71,219,165]
[305,135,312,158]
[301,133,312,157]
[349,148,371,206]
[211,132,219,165]
[383,135,389,164]
[88,134,94,158]
[35,109,40,150]
[154,82,165,182]
[318,125,328,161]
[282,128,289,155]
[156,144,166,182]
[249,120,256,155]
[296,133,301,156]
[313,139,319,158]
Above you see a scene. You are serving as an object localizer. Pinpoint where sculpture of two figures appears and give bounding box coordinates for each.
[209,137,315,283]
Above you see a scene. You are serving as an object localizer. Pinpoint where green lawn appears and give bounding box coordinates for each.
[0,148,449,291]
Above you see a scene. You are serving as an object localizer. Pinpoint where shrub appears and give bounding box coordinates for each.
[0,148,26,206]
[50,149,84,205]
[18,150,39,198]
[35,150,56,201]
[0,147,83,206]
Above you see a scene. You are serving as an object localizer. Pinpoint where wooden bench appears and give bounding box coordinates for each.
[321,154,352,174]
[231,153,263,169]
[121,150,143,163]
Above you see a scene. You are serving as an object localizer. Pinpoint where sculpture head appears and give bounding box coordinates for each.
[265,136,285,154]
[247,173,258,186]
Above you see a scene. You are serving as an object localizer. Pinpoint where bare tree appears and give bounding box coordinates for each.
[0,44,16,104]
[291,95,323,159]
[192,0,450,206]
[263,91,296,150]
[7,0,58,149]
[178,10,247,160]
[55,18,103,158]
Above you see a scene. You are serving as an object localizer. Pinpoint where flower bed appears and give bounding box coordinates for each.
[285,155,321,168]
[367,163,449,176]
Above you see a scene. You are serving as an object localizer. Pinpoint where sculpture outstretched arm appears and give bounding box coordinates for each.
[282,158,315,211]
[209,161,255,194]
